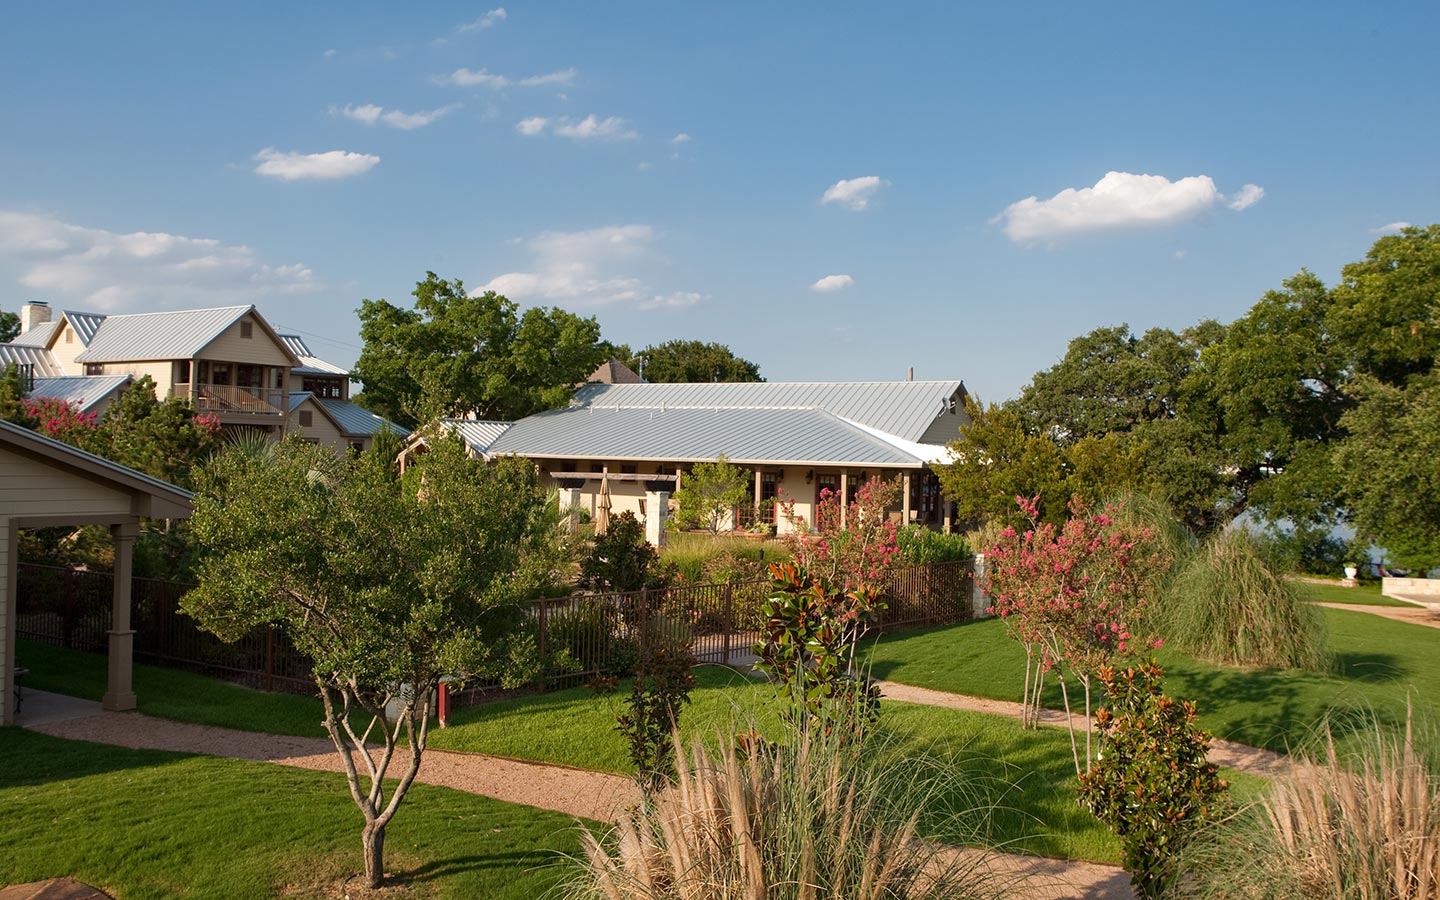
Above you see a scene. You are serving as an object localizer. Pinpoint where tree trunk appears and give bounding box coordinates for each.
[362,821,386,888]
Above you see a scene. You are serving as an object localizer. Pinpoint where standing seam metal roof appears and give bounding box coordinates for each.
[62,311,108,346]
[28,374,133,413]
[571,381,964,443]
[480,406,931,467]
[318,398,409,437]
[280,334,352,376]
[74,306,255,363]
[8,321,59,347]
[0,344,63,376]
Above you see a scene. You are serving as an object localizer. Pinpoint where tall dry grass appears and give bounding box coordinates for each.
[565,719,1007,900]
[1169,708,1440,900]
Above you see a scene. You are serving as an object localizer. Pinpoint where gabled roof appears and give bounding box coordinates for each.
[74,305,301,365]
[0,418,192,519]
[280,334,350,376]
[571,381,966,443]
[0,344,63,377]
[9,321,59,347]
[587,358,644,384]
[29,374,132,413]
[62,310,108,345]
[289,391,409,438]
[481,405,936,467]
[430,419,513,456]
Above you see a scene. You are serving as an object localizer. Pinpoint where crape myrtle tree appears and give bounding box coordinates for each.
[184,434,565,888]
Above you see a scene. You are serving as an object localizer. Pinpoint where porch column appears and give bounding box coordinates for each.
[644,491,670,549]
[902,471,912,524]
[102,521,138,712]
[754,469,762,520]
[839,471,849,528]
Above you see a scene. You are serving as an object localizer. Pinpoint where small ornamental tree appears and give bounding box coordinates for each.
[672,454,750,533]
[615,631,696,793]
[780,475,902,594]
[185,435,564,888]
[1078,661,1228,899]
[579,511,667,592]
[985,495,1169,773]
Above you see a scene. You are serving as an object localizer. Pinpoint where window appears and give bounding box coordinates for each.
[84,363,104,376]
[761,471,780,522]
[349,441,366,454]
[175,360,191,384]
[65,329,73,344]
[240,321,254,339]
[621,464,637,475]
[298,411,313,427]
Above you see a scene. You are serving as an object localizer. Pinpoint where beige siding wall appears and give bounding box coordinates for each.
[99,360,178,398]
[48,320,86,375]
[289,399,354,455]
[198,314,294,367]
[2,447,135,518]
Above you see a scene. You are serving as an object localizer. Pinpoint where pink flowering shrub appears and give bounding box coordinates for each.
[985,495,1171,773]
[780,475,902,595]
[24,397,99,445]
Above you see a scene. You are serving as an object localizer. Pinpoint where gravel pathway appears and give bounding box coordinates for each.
[1314,600,1440,629]
[876,681,1293,778]
[24,695,1134,899]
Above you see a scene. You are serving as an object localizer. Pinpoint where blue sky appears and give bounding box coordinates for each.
[2,2,1436,401]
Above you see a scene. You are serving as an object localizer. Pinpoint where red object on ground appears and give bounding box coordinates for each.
[437,682,449,729]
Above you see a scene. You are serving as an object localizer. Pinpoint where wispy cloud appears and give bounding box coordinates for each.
[322,48,337,60]
[810,274,854,293]
[0,210,319,310]
[482,225,698,308]
[995,171,1264,242]
[821,176,887,211]
[334,103,457,130]
[515,114,638,141]
[671,133,692,144]
[253,148,380,181]
[456,8,506,32]
[440,66,576,88]
[1372,221,1412,235]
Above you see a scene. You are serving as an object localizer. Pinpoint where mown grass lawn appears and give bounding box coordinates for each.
[0,728,584,900]
[1292,579,1412,607]
[866,605,1440,752]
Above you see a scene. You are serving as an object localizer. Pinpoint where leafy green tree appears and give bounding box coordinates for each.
[672,454,751,532]
[354,273,609,428]
[184,436,564,888]
[624,339,762,383]
[0,307,19,343]
[1328,224,1440,387]
[579,511,666,591]
[94,376,221,489]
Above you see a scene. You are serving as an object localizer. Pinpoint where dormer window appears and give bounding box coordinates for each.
[299,411,313,427]
[240,321,254,339]
[85,363,103,376]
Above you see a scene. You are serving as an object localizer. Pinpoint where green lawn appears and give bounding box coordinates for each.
[1291,579,1414,607]
[866,606,1440,751]
[0,728,584,900]
[16,638,330,738]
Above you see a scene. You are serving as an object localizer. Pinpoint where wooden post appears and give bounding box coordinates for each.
[839,471,849,529]
[753,469,762,524]
[902,471,912,524]
[103,522,138,712]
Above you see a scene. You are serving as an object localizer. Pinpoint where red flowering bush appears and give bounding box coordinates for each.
[985,495,1171,772]
[24,397,99,445]
[780,475,902,594]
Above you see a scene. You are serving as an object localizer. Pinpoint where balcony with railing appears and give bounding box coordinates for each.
[174,383,287,417]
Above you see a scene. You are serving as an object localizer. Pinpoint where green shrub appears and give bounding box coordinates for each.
[615,631,696,792]
[580,511,668,592]
[896,525,971,564]
[659,532,791,584]
[544,598,639,678]
[1078,660,1228,900]
[1155,528,1329,671]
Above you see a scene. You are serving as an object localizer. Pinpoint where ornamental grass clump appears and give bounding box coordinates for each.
[566,715,1006,900]
[1168,707,1440,900]
[1157,527,1329,671]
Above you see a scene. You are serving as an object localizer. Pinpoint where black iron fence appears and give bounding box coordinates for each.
[15,559,974,699]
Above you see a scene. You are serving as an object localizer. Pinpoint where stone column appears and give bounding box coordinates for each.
[559,487,581,533]
[971,552,990,619]
[103,521,138,712]
[644,491,670,549]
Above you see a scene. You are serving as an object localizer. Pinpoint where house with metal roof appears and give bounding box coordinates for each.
[3,301,405,452]
[405,379,970,535]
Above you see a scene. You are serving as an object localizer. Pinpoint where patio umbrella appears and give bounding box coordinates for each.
[596,476,611,535]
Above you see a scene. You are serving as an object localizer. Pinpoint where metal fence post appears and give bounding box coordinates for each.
[722,582,734,666]
[62,568,76,648]
[536,599,549,689]
[264,627,276,692]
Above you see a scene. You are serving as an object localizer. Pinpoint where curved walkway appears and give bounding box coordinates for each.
[1314,600,1440,629]
[20,689,1133,900]
[875,680,1292,778]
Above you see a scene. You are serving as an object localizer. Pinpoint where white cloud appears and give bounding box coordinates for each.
[1227,183,1265,211]
[810,274,854,293]
[441,66,576,88]
[456,8,506,32]
[323,48,337,60]
[1173,249,1189,260]
[1372,221,1412,235]
[995,171,1264,242]
[334,103,457,130]
[637,161,653,171]
[0,210,319,310]
[821,176,887,211]
[516,114,638,141]
[253,148,379,181]
[482,224,698,308]
[671,133,692,144]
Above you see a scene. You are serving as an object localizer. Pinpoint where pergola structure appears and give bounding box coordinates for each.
[1,419,192,726]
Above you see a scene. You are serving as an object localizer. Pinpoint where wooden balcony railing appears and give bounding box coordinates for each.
[174,383,286,416]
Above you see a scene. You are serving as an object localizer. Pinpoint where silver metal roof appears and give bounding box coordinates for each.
[279,334,310,357]
[441,419,512,454]
[571,381,965,443]
[29,374,132,413]
[317,398,409,437]
[288,391,310,413]
[62,311,107,345]
[74,306,254,363]
[0,344,63,376]
[481,406,930,467]
[9,321,59,347]
[280,334,352,376]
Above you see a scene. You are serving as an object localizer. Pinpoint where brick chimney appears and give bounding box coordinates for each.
[19,301,52,334]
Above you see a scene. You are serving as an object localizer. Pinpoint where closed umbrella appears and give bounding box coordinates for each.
[596,476,611,535]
